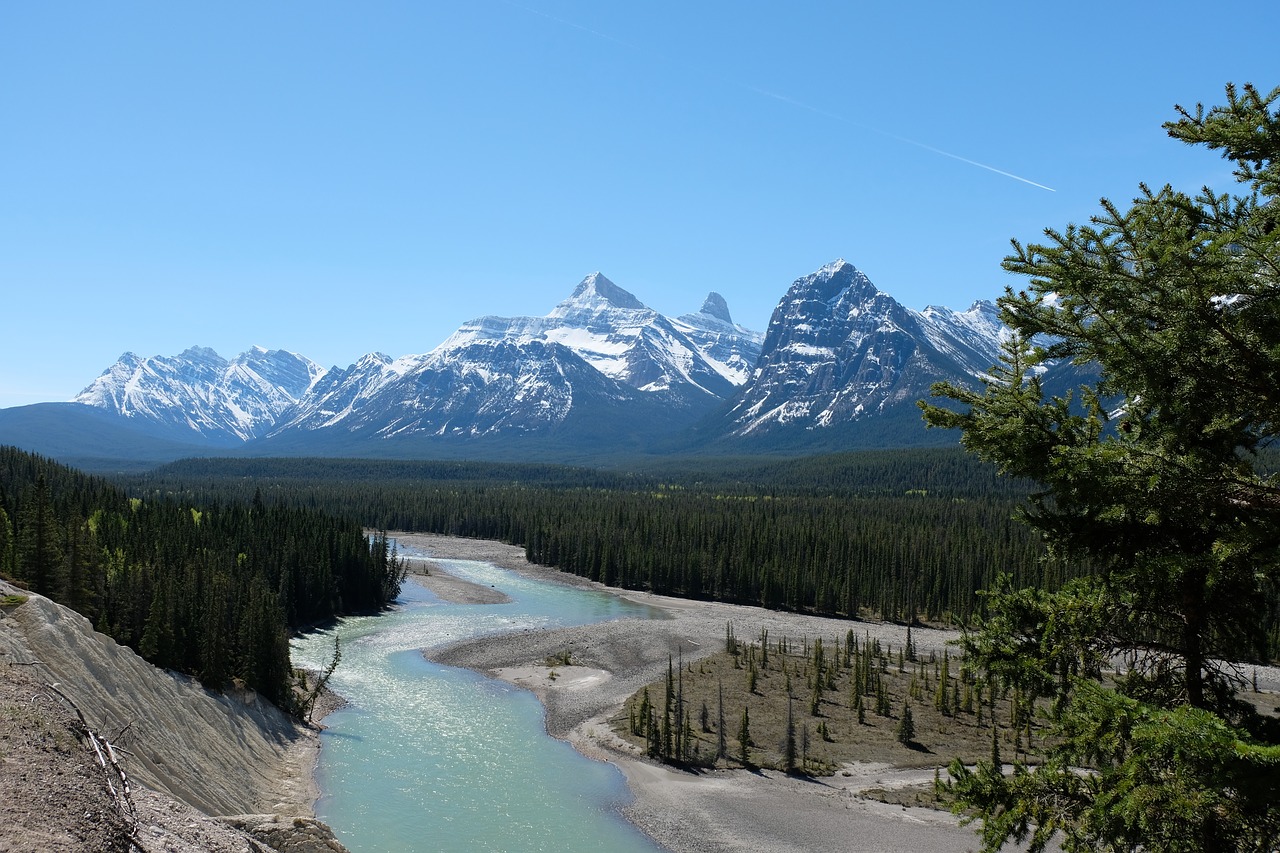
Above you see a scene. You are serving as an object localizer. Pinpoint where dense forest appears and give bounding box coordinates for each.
[130,449,1066,626]
[0,446,405,705]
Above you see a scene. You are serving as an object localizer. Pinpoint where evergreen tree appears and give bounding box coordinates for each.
[922,82,1280,852]
[737,707,751,765]
[935,652,952,716]
[661,656,674,761]
[0,506,14,577]
[784,695,797,774]
[16,474,63,597]
[0,447,400,708]
[896,702,915,746]
[634,688,651,737]
[675,651,686,760]
[716,680,727,760]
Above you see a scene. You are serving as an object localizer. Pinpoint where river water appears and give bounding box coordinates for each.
[290,551,665,852]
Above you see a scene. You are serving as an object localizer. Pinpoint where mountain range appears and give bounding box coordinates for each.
[0,260,1033,467]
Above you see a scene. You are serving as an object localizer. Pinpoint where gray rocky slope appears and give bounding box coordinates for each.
[0,580,345,852]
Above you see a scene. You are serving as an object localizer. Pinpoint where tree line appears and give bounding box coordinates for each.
[127,449,1062,627]
[0,445,405,706]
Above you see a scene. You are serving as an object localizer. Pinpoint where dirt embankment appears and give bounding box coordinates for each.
[0,580,346,853]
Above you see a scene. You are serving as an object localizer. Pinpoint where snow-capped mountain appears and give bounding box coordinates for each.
[712,260,1007,446]
[266,352,403,434]
[437,273,758,402]
[266,273,764,444]
[269,339,638,443]
[32,261,1033,462]
[75,346,326,443]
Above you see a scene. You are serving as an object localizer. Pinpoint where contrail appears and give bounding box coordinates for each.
[500,1,1056,193]
[749,87,1057,192]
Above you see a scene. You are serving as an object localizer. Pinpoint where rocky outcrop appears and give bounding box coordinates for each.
[219,815,350,852]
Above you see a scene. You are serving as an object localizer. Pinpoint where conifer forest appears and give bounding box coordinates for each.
[0,446,405,705]
[128,448,1062,627]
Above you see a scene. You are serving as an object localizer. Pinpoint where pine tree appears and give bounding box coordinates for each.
[896,702,915,746]
[923,81,1280,852]
[675,650,685,760]
[716,680,727,760]
[0,506,13,577]
[935,652,952,716]
[784,696,797,774]
[737,707,751,765]
[662,656,674,761]
[16,474,64,597]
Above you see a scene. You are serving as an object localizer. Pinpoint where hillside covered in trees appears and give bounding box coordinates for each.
[0,446,405,705]
[133,449,1068,629]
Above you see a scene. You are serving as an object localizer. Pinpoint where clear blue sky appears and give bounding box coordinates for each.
[2,2,1276,408]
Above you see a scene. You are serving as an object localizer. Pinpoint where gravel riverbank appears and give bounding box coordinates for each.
[398,533,987,853]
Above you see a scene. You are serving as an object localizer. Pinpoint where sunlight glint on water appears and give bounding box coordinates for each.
[290,553,664,852]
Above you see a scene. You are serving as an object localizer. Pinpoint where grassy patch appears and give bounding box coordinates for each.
[0,594,28,607]
[613,624,1046,776]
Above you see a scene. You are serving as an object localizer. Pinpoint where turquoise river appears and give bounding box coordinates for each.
[290,547,666,852]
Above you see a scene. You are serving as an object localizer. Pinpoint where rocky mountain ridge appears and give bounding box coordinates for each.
[3,260,1029,463]
[712,259,1007,445]
[74,345,326,444]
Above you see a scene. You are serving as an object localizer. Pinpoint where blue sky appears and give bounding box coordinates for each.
[2,2,1276,408]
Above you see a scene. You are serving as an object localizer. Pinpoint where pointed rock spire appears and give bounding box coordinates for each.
[699,292,733,324]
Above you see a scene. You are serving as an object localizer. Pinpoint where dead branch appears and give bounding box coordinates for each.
[43,681,138,832]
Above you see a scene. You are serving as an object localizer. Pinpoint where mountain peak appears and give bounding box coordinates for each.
[560,272,647,311]
[772,260,881,315]
[699,292,733,324]
[178,345,225,364]
[816,258,873,289]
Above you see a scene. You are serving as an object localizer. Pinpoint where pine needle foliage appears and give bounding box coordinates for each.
[922,81,1280,853]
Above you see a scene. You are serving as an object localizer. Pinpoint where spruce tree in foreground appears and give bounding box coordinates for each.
[922,81,1280,852]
